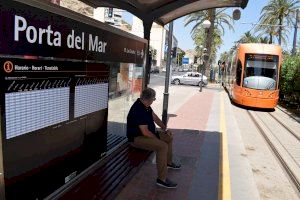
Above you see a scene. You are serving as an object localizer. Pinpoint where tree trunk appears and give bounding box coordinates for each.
[278,15,283,45]
[269,33,273,44]
[205,9,215,76]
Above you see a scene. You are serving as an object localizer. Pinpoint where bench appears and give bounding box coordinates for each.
[59,134,151,200]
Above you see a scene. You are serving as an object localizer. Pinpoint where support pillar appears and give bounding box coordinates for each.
[162,21,173,125]
[142,20,153,89]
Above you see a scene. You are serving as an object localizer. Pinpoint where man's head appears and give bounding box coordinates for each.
[140,88,156,107]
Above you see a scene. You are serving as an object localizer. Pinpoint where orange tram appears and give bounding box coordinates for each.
[223,43,283,109]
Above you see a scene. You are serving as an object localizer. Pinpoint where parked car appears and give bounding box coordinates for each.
[150,66,159,73]
[171,72,208,86]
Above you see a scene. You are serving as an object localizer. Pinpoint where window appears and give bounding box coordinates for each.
[236,59,242,86]
[243,54,279,90]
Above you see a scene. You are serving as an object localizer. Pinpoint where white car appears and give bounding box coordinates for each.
[171,72,208,86]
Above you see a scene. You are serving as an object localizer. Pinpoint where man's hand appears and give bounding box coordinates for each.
[165,129,173,138]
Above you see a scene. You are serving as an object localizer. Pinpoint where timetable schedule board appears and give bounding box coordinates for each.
[0,57,109,199]
[5,87,70,139]
[75,83,108,118]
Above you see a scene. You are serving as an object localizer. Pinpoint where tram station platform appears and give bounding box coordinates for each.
[59,84,260,200]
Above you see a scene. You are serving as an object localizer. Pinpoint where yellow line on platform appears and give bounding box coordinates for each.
[219,92,231,200]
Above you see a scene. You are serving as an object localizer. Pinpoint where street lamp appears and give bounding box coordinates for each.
[199,20,211,92]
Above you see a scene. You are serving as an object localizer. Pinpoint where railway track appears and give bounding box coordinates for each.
[276,105,300,123]
[268,112,300,141]
[247,110,300,193]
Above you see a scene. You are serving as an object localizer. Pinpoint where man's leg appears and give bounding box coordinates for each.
[158,131,173,165]
[132,136,168,181]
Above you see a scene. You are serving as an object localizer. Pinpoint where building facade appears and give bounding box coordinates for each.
[94,7,123,28]
[131,16,178,69]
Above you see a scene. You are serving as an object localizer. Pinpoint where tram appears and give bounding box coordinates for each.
[224,43,282,109]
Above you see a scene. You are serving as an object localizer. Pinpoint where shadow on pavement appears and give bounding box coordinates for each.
[117,128,221,200]
[168,113,178,118]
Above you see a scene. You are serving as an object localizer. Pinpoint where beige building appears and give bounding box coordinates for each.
[184,49,196,65]
[131,16,178,68]
[94,7,124,28]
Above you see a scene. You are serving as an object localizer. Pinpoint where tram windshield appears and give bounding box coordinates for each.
[244,54,279,90]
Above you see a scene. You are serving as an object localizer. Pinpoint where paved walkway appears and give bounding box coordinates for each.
[116,84,260,200]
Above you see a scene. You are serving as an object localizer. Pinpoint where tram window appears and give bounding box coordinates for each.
[236,59,242,85]
[243,54,279,90]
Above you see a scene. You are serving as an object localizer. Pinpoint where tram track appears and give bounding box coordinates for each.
[276,105,300,123]
[268,112,300,141]
[247,110,300,193]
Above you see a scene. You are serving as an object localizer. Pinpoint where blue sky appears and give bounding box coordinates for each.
[124,0,298,58]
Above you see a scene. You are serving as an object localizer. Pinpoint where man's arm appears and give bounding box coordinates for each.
[152,111,166,131]
[139,125,156,138]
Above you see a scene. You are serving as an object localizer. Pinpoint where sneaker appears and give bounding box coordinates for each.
[167,162,181,170]
[156,178,177,189]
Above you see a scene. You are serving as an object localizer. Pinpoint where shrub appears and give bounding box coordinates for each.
[280,55,300,104]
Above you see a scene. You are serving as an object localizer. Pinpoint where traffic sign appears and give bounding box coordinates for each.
[182,57,189,64]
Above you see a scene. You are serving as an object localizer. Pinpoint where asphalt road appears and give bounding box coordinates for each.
[149,71,186,86]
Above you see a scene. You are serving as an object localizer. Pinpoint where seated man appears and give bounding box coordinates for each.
[127,88,181,189]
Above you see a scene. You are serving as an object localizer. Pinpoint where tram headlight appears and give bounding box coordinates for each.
[244,89,251,96]
[268,92,275,98]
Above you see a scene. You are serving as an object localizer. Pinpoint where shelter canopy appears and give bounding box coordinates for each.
[82,0,249,25]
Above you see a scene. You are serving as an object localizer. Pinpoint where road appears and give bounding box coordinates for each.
[149,71,188,86]
[148,71,203,118]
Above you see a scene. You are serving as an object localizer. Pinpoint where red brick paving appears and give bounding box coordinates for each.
[168,91,214,131]
[116,91,216,200]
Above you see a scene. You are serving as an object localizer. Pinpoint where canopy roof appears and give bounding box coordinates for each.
[83,0,249,25]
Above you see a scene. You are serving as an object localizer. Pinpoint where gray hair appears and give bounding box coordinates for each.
[140,88,156,101]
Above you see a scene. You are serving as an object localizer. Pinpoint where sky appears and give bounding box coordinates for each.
[123,0,298,59]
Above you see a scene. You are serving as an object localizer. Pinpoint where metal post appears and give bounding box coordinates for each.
[162,21,173,125]
[292,9,299,56]
[142,21,152,89]
[199,63,204,92]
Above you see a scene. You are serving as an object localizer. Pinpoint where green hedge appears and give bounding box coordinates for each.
[279,55,300,105]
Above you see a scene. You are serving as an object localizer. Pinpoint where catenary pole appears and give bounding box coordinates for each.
[162,21,173,125]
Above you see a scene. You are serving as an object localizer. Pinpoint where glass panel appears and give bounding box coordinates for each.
[244,54,278,90]
[107,63,143,143]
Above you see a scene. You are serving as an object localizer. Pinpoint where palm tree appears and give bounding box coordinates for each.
[256,0,299,45]
[254,20,278,44]
[258,36,270,43]
[185,8,234,65]
[235,31,259,44]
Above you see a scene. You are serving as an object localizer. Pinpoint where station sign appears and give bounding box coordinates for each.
[0,0,146,64]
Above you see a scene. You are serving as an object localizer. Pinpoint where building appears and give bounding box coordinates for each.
[94,7,123,28]
[60,0,93,18]
[131,16,178,69]
[184,49,196,65]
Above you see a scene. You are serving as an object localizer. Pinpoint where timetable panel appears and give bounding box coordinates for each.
[5,88,69,139]
[75,83,108,118]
